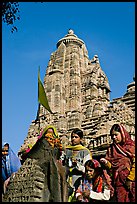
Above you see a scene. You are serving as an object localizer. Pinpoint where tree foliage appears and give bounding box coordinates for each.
[2,2,20,33]
[2,2,44,33]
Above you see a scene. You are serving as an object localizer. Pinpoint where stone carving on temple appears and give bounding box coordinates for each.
[19,30,135,158]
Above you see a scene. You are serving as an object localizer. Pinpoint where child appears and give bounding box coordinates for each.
[75,159,114,202]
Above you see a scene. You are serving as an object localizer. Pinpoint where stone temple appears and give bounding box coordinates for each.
[19,29,135,158]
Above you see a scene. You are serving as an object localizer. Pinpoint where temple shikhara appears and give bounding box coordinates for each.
[19,29,135,158]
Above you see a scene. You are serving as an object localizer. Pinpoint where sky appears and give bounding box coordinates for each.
[2,2,135,155]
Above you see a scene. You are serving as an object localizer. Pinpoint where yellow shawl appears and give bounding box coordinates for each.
[66,144,89,151]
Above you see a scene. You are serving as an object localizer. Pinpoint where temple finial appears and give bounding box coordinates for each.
[68,29,74,34]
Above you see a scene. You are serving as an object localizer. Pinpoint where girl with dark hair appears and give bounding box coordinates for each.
[100,123,135,202]
[75,159,114,202]
[61,128,92,201]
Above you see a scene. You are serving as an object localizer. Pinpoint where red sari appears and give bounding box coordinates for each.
[105,124,135,202]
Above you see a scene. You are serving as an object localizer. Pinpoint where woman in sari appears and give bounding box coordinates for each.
[61,128,92,201]
[100,123,135,202]
[19,125,62,161]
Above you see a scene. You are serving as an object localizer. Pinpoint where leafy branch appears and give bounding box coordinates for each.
[2,2,20,33]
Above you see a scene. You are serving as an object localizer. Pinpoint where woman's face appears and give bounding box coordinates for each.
[111,130,122,144]
[47,128,54,134]
[71,133,81,146]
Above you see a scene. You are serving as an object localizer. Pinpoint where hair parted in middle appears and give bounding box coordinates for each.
[85,159,101,169]
[71,128,83,139]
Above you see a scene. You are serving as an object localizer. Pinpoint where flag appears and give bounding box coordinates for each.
[38,67,53,114]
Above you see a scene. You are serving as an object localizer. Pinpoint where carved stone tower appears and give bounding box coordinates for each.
[19,30,135,157]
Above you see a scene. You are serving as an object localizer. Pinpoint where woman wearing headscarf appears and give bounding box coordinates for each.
[37,124,60,147]
[61,128,92,201]
[2,143,21,194]
[75,159,114,202]
[100,123,135,202]
[38,125,59,140]
[19,125,62,160]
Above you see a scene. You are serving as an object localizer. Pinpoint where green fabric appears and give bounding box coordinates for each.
[42,125,59,138]
[38,67,53,114]
[68,191,77,202]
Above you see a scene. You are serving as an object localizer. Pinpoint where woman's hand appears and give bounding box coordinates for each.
[100,158,108,165]
[77,195,83,202]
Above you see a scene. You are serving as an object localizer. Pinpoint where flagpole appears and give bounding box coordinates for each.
[38,103,40,134]
[35,103,40,133]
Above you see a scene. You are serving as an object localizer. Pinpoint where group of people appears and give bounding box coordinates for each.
[59,128,113,202]
[2,123,135,202]
[59,123,135,202]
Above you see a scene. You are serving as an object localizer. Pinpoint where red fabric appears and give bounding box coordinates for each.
[105,124,135,202]
[92,159,114,197]
[116,186,130,202]
[103,169,114,197]
[76,159,113,202]
[117,124,135,159]
[93,176,103,192]
[90,159,113,195]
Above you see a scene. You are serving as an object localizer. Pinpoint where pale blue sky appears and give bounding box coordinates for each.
[2,2,135,154]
